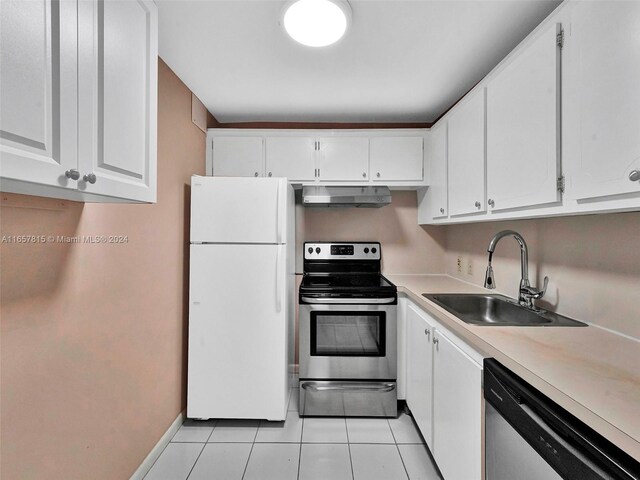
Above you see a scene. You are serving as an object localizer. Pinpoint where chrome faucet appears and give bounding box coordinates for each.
[483,230,548,311]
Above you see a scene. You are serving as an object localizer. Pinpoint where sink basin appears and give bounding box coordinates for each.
[422,293,586,327]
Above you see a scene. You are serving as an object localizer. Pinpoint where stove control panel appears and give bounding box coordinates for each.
[304,242,381,260]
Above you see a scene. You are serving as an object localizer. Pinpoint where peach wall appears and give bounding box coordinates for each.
[445,212,640,339]
[298,191,447,274]
[0,59,204,479]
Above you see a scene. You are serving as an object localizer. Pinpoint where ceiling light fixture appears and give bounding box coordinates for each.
[283,0,351,47]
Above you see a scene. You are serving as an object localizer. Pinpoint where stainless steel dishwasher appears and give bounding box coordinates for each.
[484,359,640,480]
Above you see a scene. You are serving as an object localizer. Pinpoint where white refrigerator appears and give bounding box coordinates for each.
[187,175,295,421]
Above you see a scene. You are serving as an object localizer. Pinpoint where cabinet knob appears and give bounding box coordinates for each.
[362,172,367,178]
[475,201,481,208]
[65,169,80,181]
[254,172,259,177]
[424,328,430,339]
[440,207,445,214]
[268,172,272,177]
[376,172,381,178]
[83,173,97,184]
[488,199,495,207]
[629,170,640,182]
[433,337,439,346]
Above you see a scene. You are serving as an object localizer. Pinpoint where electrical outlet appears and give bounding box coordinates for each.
[467,260,473,276]
[457,256,462,273]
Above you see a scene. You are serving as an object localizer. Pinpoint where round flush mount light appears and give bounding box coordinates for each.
[283,0,351,47]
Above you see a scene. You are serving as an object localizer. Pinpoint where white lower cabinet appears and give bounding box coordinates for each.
[404,298,483,480]
[406,303,436,449]
[433,329,483,480]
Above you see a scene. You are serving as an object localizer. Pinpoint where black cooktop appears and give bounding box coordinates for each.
[301,274,395,290]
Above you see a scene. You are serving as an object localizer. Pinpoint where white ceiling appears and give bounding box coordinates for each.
[157,0,561,123]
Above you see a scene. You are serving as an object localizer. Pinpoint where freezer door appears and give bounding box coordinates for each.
[190,176,288,244]
[187,244,288,420]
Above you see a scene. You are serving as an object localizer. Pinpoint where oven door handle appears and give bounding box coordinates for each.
[301,382,396,393]
[300,296,396,304]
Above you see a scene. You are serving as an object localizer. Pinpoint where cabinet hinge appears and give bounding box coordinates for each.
[556,29,564,49]
[557,175,565,194]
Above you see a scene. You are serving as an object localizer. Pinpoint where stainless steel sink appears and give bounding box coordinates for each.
[422,293,587,327]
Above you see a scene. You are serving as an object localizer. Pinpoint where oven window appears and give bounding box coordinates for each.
[310,311,386,357]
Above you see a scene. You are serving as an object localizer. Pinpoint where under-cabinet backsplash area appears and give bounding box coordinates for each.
[295,190,447,274]
[445,212,640,339]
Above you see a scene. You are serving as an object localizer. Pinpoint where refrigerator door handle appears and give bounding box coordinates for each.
[276,180,284,244]
[275,246,282,313]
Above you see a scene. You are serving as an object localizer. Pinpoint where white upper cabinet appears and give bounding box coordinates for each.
[486,22,561,212]
[370,137,423,182]
[570,1,640,201]
[406,303,435,450]
[265,137,316,181]
[420,124,448,220]
[317,137,369,181]
[0,0,78,191]
[209,130,426,186]
[433,330,482,480]
[0,0,158,203]
[212,137,263,177]
[78,0,157,203]
[448,90,486,216]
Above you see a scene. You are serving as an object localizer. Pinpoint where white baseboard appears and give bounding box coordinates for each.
[130,410,185,480]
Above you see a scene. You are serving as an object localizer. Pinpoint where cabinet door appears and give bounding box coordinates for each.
[212,136,263,177]
[0,0,78,191]
[318,137,369,181]
[486,22,561,212]
[406,303,434,449]
[448,91,486,216]
[571,2,640,200]
[433,331,482,480]
[78,0,158,202]
[370,137,423,181]
[422,124,448,220]
[265,137,316,181]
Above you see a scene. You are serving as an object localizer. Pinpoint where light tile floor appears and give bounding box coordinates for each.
[144,388,442,480]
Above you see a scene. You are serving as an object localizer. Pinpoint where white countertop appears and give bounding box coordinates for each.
[386,274,640,460]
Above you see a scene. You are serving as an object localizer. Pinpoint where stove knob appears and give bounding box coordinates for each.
[316,247,321,254]
[372,247,377,254]
[364,247,369,253]
[308,247,313,254]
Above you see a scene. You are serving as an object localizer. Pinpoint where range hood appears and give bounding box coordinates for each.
[302,186,392,208]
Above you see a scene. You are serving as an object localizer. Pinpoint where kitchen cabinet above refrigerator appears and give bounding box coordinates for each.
[206,129,426,188]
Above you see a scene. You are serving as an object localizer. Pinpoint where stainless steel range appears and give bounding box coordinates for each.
[298,242,397,417]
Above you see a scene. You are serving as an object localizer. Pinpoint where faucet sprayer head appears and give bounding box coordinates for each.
[484,264,496,289]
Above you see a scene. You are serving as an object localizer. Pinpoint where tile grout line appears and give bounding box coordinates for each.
[184,443,207,480]
[345,418,355,480]
[387,418,411,480]
[296,415,305,480]
[240,420,261,480]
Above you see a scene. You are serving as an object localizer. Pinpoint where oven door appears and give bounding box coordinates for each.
[299,303,397,381]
